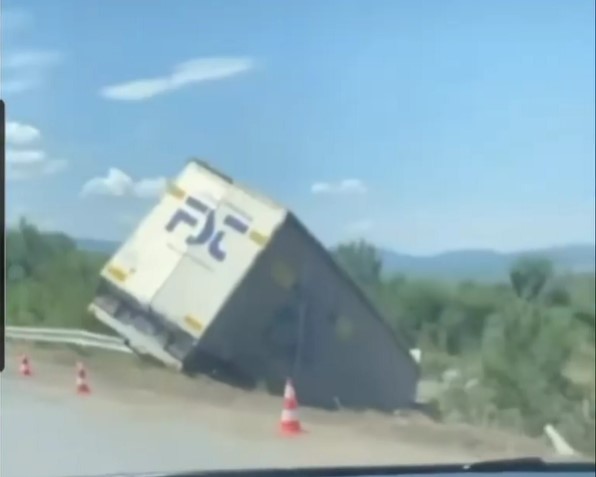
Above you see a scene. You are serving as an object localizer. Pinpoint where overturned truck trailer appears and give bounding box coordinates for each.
[89,159,419,412]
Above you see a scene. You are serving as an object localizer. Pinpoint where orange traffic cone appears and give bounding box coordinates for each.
[75,362,91,395]
[19,355,32,377]
[279,379,304,436]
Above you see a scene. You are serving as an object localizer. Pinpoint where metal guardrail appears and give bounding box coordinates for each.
[6,326,420,361]
[5,326,133,354]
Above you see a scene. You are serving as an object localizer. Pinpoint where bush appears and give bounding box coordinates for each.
[6,225,595,456]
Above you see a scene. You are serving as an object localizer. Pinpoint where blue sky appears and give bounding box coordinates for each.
[4,0,595,254]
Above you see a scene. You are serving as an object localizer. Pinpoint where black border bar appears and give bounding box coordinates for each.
[1,99,5,372]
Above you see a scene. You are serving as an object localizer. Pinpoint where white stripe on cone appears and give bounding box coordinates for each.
[75,362,91,394]
[281,408,299,421]
[19,355,32,376]
[279,379,303,435]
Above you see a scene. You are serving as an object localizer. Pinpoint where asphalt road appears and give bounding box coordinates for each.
[3,343,563,477]
[1,373,296,477]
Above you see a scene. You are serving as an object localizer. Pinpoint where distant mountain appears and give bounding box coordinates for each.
[379,244,595,282]
[75,238,594,282]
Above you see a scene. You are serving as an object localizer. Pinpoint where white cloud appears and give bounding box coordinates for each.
[3,50,63,95]
[133,177,168,198]
[81,168,132,197]
[81,168,167,199]
[3,9,63,96]
[41,159,68,175]
[7,149,67,180]
[7,149,46,164]
[6,121,41,145]
[2,78,37,94]
[3,50,62,70]
[100,57,254,101]
[6,122,67,181]
[310,178,368,195]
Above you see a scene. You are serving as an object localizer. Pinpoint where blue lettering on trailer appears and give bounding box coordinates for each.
[165,196,250,262]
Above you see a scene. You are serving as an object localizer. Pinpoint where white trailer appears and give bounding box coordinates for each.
[89,159,419,411]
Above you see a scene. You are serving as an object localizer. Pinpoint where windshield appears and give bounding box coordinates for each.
[2,1,595,476]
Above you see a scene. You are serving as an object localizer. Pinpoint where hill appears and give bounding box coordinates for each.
[76,238,594,282]
[380,244,595,282]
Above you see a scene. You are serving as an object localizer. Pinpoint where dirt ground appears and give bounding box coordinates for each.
[4,341,562,466]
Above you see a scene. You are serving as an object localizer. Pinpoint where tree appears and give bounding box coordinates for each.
[481,300,577,434]
[509,256,554,301]
[6,221,110,332]
[332,240,383,289]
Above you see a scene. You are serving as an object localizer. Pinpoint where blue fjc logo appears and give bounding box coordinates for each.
[165,196,249,262]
